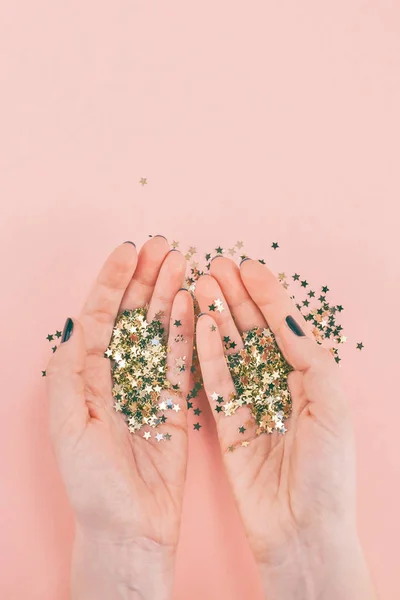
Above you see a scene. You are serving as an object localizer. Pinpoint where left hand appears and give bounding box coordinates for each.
[46,237,193,600]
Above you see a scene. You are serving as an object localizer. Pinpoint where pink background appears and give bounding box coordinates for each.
[1,1,399,598]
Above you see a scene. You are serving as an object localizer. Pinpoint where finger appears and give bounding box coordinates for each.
[46,318,89,445]
[120,235,170,311]
[194,274,242,353]
[80,243,138,356]
[210,256,266,333]
[239,259,311,341]
[165,289,194,395]
[196,313,258,452]
[147,250,187,334]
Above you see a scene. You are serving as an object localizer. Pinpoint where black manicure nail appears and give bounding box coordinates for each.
[153,235,168,241]
[123,241,136,247]
[285,315,305,337]
[211,255,224,263]
[169,248,179,253]
[197,312,208,318]
[240,257,251,265]
[61,318,74,343]
[178,287,189,292]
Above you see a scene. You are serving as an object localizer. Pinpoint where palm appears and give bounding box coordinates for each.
[195,256,354,563]
[48,238,193,548]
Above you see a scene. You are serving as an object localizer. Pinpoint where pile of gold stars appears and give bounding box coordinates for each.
[224,327,293,435]
[105,307,178,438]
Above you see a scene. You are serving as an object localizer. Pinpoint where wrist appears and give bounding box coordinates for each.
[257,527,376,600]
[71,525,176,600]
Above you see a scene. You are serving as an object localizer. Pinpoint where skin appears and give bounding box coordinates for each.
[195,256,377,599]
[46,243,376,600]
[46,238,194,599]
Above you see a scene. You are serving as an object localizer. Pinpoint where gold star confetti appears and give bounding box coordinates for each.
[214,298,224,313]
[105,307,173,439]
[139,177,147,186]
[225,326,293,436]
[171,240,179,249]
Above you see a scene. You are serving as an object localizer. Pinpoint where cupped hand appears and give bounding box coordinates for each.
[46,237,193,599]
[195,257,376,600]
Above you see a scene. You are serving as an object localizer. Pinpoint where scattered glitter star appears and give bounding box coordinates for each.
[292,273,300,281]
[46,334,54,341]
[211,324,217,331]
[271,242,279,249]
[139,177,147,186]
[356,342,364,350]
[172,403,181,412]
[155,433,164,442]
[174,320,182,327]
[214,298,225,313]
[241,441,250,447]
[171,241,179,249]
[211,392,220,401]
[193,422,201,430]
[143,431,151,440]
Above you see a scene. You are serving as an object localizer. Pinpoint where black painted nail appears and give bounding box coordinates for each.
[169,248,179,253]
[211,255,224,263]
[154,234,168,241]
[123,241,136,247]
[285,315,305,337]
[197,312,208,318]
[240,257,251,265]
[178,287,189,292]
[61,318,74,343]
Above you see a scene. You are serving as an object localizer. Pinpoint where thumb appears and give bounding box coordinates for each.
[46,317,88,445]
[276,314,349,432]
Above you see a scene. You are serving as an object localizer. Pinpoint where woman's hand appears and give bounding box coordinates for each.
[46,237,193,600]
[195,257,376,600]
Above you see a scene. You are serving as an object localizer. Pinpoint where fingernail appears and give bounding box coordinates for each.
[123,241,136,247]
[285,315,305,337]
[169,248,179,253]
[61,318,74,343]
[197,312,208,318]
[154,235,168,241]
[178,287,189,292]
[211,255,224,263]
[240,257,251,265]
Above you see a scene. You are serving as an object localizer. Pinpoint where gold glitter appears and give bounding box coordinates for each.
[226,327,293,435]
[139,177,147,186]
[106,307,173,438]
